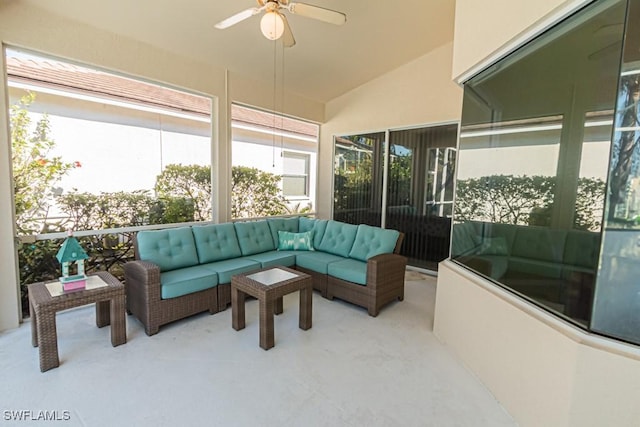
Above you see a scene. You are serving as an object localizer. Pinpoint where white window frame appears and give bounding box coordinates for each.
[282,151,310,199]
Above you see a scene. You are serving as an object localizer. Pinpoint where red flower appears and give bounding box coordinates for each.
[37,159,47,166]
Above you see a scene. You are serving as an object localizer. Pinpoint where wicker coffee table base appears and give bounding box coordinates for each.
[231,267,312,350]
[28,271,126,372]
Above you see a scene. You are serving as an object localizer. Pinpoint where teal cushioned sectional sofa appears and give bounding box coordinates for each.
[452,221,599,315]
[123,217,406,335]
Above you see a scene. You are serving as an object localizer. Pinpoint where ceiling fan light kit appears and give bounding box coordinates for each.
[261,11,285,40]
[215,0,346,46]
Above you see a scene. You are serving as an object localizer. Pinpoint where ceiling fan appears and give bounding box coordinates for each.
[214,0,346,48]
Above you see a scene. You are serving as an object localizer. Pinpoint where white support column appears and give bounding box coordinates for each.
[381,129,390,229]
[0,45,21,331]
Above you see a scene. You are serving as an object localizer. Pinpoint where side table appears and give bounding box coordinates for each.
[28,271,126,372]
[232,266,312,350]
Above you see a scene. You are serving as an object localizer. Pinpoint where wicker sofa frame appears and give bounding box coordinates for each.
[216,233,406,317]
[124,220,406,335]
[299,234,405,316]
[124,248,219,336]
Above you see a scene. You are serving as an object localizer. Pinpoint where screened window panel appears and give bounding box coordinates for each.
[387,125,457,270]
[333,125,457,271]
[230,104,318,218]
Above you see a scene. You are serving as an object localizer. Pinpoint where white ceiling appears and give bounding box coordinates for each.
[21,0,455,103]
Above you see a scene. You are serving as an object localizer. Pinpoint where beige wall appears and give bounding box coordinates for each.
[318,41,463,218]
[435,261,640,427]
[442,2,640,425]
[452,0,590,80]
[0,1,323,330]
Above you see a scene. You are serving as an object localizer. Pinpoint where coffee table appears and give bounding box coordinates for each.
[28,271,126,372]
[231,266,312,350]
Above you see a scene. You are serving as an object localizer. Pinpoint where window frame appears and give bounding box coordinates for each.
[282,150,311,199]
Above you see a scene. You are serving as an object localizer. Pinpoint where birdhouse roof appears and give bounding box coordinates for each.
[56,237,89,263]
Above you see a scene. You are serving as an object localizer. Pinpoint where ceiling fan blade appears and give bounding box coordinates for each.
[289,2,346,25]
[214,7,261,29]
[281,14,296,48]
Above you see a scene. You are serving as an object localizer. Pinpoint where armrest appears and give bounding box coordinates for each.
[366,253,407,290]
[123,260,161,302]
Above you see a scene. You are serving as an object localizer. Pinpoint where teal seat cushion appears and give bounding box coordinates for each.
[348,224,400,261]
[160,266,218,299]
[299,217,328,249]
[200,258,261,284]
[192,222,242,263]
[509,257,563,279]
[234,221,276,256]
[317,221,358,257]
[267,217,299,247]
[327,259,367,285]
[278,230,314,251]
[296,251,346,274]
[474,255,509,280]
[244,251,297,268]
[137,227,198,272]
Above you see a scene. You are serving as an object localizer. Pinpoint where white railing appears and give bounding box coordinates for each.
[17,213,317,244]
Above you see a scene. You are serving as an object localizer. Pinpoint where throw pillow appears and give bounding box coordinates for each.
[278,230,315,251]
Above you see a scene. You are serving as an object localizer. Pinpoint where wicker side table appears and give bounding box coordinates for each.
[231,266,312,350]
[28,271,126,372]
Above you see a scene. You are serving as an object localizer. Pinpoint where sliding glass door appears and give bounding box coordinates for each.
[333,132,384,226]
[334,124,458,270]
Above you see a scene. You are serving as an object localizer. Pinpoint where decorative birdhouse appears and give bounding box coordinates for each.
[56,231,89,292]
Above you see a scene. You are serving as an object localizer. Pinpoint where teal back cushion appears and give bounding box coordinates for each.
[137,227,198,272]
[564,230,599,269]
[317,220,358,257]
[299,217,328,249]
[451,222,481,256]
[234,220,276,255]
[511,227,567,263]
[298,216,316,233]
[348,224,400,262]
[477,236,509,256]
[278,230,315,251]
[192,223,242,263]
[267,217,299,247]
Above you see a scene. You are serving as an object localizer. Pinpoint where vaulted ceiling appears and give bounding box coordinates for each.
[20,0,456,103]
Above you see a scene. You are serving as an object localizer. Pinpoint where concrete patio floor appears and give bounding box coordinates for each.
[0,272,516,426]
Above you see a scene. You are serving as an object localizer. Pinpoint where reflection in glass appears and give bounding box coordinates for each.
[452,0,625,328]
[592,0,640,343]
[456,116,562,226]
[333,133,384,226]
